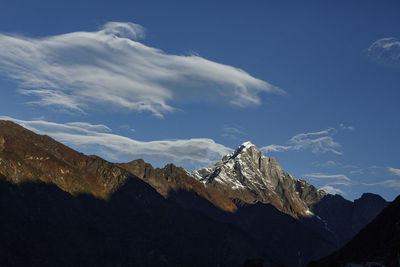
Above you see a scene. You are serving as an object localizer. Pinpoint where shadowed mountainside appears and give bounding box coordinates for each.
[309,193,388,247]
[0,178,264,267]
[310,195,400,267]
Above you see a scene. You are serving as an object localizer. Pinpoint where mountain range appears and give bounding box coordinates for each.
[0,120,395,266]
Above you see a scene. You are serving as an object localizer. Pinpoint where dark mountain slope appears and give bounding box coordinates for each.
[234,203,336,267]
[310,193,388,247]
[119,162,337,266]
[0,178,264,267]
[311,194,400,267]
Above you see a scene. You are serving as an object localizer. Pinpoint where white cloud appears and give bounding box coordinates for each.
[0,116,232,168]
[320,185,345,195]
[324,181,351,186]
[0,22,284,118]
[364,179,400,189]
[262,144,292,153]
[366,166,400,178]
[319,160,337,167]
[340,123,355,131]
[304,173,351,181]
[261,128,342,155]
[388,167,400,177]
[365,37,400,67]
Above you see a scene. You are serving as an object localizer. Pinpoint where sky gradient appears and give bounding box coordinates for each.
[0,1,399,201]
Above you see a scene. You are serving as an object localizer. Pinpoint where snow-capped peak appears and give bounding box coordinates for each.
[222,141,259,162]
[241,141,255,149]
[192,141,326,218]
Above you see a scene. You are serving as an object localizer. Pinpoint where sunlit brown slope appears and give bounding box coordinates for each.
[0,120,130,198]
[118,159,237,212]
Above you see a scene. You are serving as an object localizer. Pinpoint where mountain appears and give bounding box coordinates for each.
[118,160,340,266]
[192,141,389,248]
[193,141,325,217]
[0,120,265,266]
[310,194,400,267]
[0,121,390,266]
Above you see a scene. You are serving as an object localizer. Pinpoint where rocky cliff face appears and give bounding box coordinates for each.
[193,141,326,217]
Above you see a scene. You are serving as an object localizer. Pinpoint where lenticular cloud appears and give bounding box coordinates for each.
[0,22,284,117]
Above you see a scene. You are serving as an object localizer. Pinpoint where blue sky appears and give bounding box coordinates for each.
[0,1,399,200]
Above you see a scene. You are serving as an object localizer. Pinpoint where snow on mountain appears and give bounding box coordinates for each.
[193,141,326,217]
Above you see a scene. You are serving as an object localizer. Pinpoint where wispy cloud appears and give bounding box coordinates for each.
[119,124,136,133]
[304,173,351,181]
[340,123,355,131]
[320,185,345,195]
[261,128,342,155]
[221,125,246,140]
[349,169,363,175]
[0,22,284,118]
[365,37,400,67]
[364,179,400,189]
[314,160,337,168]
[388,167,400,177]
[0,116,232,167]
[366,165,400,178]
[324,181,351,186]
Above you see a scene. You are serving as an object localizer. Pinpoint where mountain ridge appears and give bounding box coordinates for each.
[0,120,131,198]
[0,120,391,266]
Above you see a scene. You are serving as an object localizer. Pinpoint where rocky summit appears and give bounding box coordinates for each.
[193,141,326,217]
